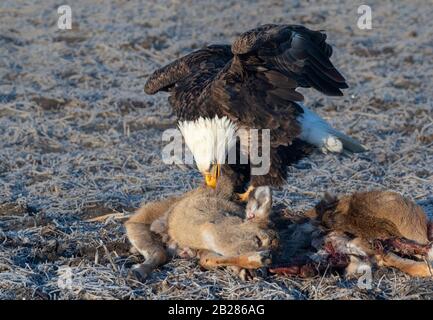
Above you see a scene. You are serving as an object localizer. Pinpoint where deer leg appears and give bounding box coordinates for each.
[268,254,317,278]
[269,263,317,278]
[377,238,431,257]
[376,252,433,277]
[125,221,168,281]
[228,266,257,281]
[198,250,271,269]
[124,197,183,281]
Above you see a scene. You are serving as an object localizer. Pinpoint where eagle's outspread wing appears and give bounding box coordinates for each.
[144,44,232,95]
[206,24,349,147]
[231,24,348,96]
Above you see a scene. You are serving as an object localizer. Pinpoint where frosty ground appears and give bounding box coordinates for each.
[0,0,432,299]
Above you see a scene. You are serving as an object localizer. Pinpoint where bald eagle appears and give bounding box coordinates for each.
[145,24,365,198]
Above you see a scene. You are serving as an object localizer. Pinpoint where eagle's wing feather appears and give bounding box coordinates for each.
[210,24,348,147]
[212,61,303,148]
[208,25,348,185]
[144,45,232,95]
[232,24,348,96]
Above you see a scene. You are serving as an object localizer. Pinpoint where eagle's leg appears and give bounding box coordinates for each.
[236,185,255,202]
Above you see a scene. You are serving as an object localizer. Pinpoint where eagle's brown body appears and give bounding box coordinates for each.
[144,24,350,189]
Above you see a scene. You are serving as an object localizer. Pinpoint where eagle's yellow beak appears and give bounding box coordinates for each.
[204,164,220,189]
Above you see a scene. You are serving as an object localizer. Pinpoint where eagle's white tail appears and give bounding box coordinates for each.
[298,104,366,154]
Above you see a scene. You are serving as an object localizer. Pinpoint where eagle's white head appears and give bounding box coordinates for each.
[178,116,237,188]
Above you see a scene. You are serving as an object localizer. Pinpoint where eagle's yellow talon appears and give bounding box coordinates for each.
[237,186,255,202]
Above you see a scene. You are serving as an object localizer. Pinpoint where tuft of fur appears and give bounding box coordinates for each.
[178,116,237,173]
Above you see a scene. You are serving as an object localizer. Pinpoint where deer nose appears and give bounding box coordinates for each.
[246,211,255,220]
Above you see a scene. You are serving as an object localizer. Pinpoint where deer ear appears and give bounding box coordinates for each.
[254,186,272,206]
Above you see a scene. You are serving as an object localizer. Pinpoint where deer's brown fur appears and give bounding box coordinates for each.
[125,177,277,280]
[305,191,433,277]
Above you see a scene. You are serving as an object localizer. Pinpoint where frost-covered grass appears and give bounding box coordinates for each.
[0,0,432,300]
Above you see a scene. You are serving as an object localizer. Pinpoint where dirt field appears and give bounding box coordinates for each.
[0,0,432,300]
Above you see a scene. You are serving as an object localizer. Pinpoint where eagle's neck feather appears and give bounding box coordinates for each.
[178,116,237,173]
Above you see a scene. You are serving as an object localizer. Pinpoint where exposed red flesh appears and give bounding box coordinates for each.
[269,264,317,278]
[269,243,350,278]
[374,238,431,257]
